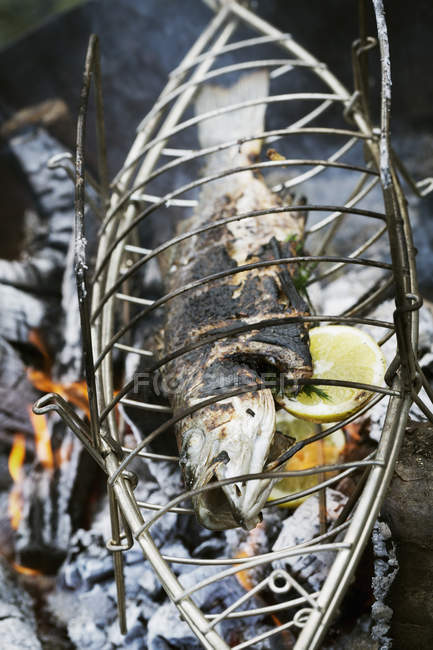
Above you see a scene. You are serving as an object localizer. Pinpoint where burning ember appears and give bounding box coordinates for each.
[235,522,268,592]
[28,329,89,417]
[12,562,41,576]
[8,433,26,530]
[5,330,91,576]
[7,409,58,533]
[29,408,54,471]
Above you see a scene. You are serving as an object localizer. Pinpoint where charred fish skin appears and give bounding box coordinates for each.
[159,71,312,531]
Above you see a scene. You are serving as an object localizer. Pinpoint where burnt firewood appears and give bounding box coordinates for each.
[382,421,433,649]
[16,417,102,574]
[0,337,37,440]
[0,123,73,436]
[0,119,104,571]
[0,124,75,354]
[0,126,74,294]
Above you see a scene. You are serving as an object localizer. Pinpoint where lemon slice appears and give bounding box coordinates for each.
[268,410,345,508]
[277,325,387,423]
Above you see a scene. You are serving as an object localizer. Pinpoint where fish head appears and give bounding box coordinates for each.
[178,388,276,530]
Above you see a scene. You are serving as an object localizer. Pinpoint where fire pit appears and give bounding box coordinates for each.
[1,1,433,648]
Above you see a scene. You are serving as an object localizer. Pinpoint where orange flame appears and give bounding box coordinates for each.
[28,408,54,471]
[8,433,25,482]
[8,433,26,530]
[12,562,41,576]
[27,329,89,470]
[28,329,89,418]
[235,523,266,591]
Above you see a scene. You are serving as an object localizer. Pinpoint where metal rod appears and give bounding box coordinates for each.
[74,34,103,449]
[94,158,380,284]
[94,256,392,367]
[93,202,386,314]
[105,124,371,233]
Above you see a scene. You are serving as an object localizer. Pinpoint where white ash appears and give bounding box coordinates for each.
[57,234,82,382]
[272,488,347,592]
[370,520,398,650]
[367,304,433,441]
[49,520,277,649]
[311,262,433,441]
[0,556,42,650]
[48,460,281,649]
[147,564,276,650]
[48,530,154,650]
[309,266,388,322]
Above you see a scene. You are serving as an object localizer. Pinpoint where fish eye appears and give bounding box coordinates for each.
[182,427,204,453]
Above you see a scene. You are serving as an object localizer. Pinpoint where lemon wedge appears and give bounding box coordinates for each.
[268,410,345,508]
[276,325,387,423]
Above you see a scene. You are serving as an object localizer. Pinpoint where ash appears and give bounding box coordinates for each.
[48,463,286,649]
[370,521,398,650]
[272,489,347,593]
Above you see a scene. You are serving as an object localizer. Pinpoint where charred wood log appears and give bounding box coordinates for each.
[0,126,74,294]
[382,421,433,649]
[16,417,102,574]
[0,124,74,352]
[0,118,103,570]
[0,122,74,436]
[0,337,37,441]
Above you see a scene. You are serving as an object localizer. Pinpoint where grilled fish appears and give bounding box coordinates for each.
[160,71,312,530]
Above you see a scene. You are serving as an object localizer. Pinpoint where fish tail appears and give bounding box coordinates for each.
[195,71,269,164]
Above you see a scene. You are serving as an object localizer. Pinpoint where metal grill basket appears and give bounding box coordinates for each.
[34,1,433,648]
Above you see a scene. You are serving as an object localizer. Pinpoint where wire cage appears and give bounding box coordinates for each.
[34,0,433,648]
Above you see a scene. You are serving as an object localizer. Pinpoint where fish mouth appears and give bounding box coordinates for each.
[193,485,266,531]
[180,388,277,531]
[191,457,274,531]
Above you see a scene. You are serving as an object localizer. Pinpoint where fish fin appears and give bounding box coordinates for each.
[266,430,296,468]
[154,329,165,353]
[195,71,270,156]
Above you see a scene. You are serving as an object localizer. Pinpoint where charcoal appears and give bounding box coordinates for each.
[125,548,146,566]
[108,603,148,649]
[49,583,116,649]
[192,537,226,559]
[0,337,37,438]
[143,511,182,551]
[60,530,114,590]
[67,616,108,650]
[147,600,199,650]
[145,458,184,501]
[148,565,276,650]
[0,283,50,346]
[80,585,116,628]
[15,417,101,574]
[0,127,74,341]
[160,540,192,576]
[0,2,432,648]
[55,235,82,382]
[272,489,347,592]
[0,556,41,650]
[322,614,378,649]
[0,122,102,573]
[138,568,163,600]
[0,620,42,650]
[122,562,156,601]
[380,421,433,648]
